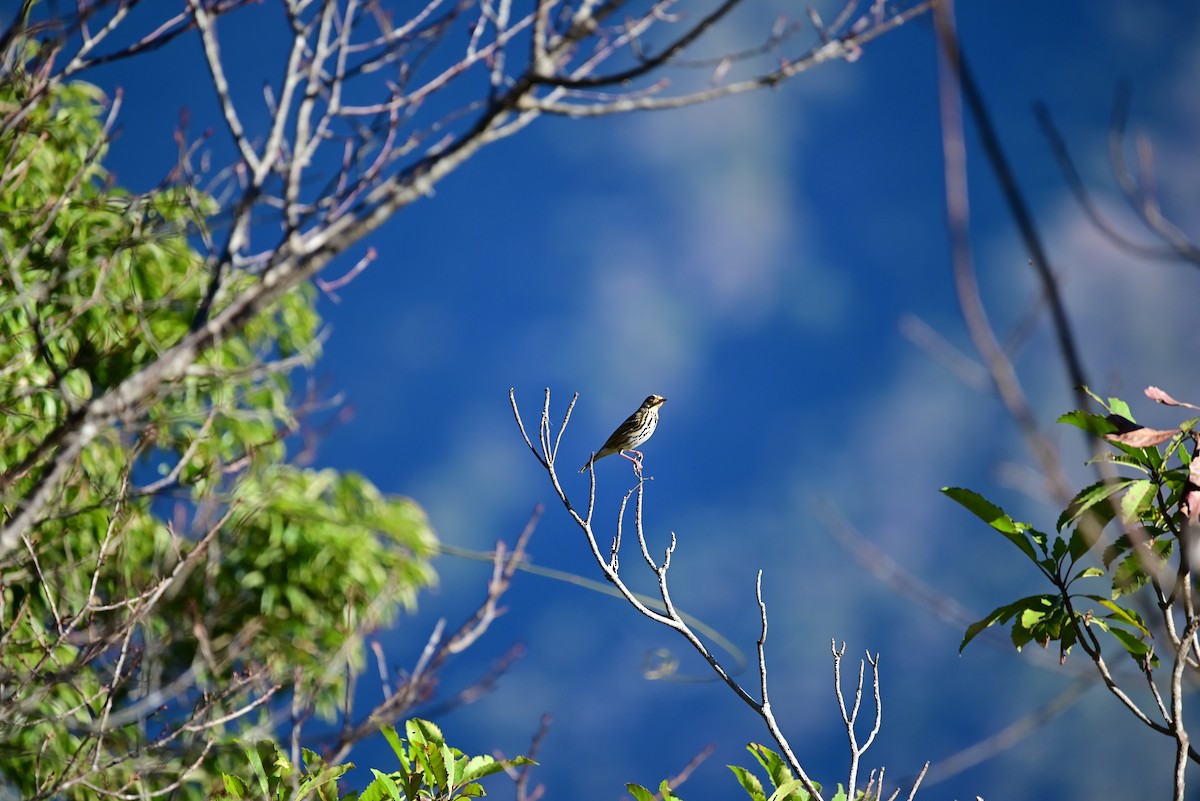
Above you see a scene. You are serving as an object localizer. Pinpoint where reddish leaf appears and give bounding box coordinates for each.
[1145,386,1177,404]
[1145,385,1200,410]
[1183,458,1200,522]
[1182,488,1200,522]
[1104,427,1176,448]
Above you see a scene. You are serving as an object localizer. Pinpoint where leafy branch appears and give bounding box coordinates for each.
[947,385,1200,799]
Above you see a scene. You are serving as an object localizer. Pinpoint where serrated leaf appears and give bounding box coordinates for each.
[365,769,405,801]
[1101,452,1155,471]
[1067,527,1095,562]
[381,726,408,767]
[407,718,444,746]
[1011,621,1035,650]
[1107,626,1151,659]
[460,755,501,783]
[961,596,1052,652]
[1088,597,1149,635]
[1120,479,1156,523]
[1107,397,1134,419]
[1112,552,1153,598]
[221,774,246,798]
[1050,536,1067,562]
[766,779,811,801]
[1019,605,1048,628]
[942,487,1042,560]
[627,784,656,801]
[1057,409,1119,437]
[759,746,792,790]
[1101,535,1131,569]
[440,741,457,789]
[410,742,437,786]
[729,765,766,801]
[1056,479,1129,533]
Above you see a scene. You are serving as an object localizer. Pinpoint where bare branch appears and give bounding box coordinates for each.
[510,389,822,798]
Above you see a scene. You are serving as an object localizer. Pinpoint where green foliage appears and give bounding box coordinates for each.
[217,741,351,801]
[0,63,436,798]
[357,718,534,801]
[627,780,686,801]
[946,387,1200,666]
[631,743,822,801]
[214,719,531,801]
[728,744,818,801]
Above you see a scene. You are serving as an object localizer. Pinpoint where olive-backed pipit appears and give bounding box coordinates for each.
[579,394,666,472]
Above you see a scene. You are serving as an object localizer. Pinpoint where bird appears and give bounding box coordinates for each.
[579,394,667,473]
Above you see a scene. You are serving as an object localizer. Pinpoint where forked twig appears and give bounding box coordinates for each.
[512,387,906,801]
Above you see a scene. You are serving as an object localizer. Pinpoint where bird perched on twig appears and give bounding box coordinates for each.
[579,394,667,473]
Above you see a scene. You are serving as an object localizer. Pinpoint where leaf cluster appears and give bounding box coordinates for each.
[629,743,833,801]
[217,718,532,801]
[946,387,1200,667]
[0,69,437,798]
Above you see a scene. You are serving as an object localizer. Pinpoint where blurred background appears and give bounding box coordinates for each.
[59,1,1200,797]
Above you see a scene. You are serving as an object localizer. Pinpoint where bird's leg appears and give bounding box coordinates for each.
[619,449,643,464]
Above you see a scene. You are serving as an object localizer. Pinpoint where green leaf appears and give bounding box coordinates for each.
[1066,527,1095,562]
[1107,626,1151,660]
[381,725,408,768]
[660,778,684,801]
[460,755,499,783]
[627,784,656,801]
[1057,409,1119,437]
[1102,452,1155,472]
[221,774,247,799]
[61,367,93,404]
[1112,552,1154,598]
[364,769,405,801]
[245,741,272,796]
[942,487,1044,561]
[407,717,444,746]
[1056,479,1129,533]
[1101,535,1131,570]
[1119,479,1156,523]
[766,779,811,801]
[961,596,1055,653]
[1050,536,1068,562]
[729,765,767,801]
[439,740,457,790]
[1107,397,1133,420]
[752,744,793,791]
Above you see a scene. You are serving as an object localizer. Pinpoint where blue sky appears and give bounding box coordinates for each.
[55,0,1200,798]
